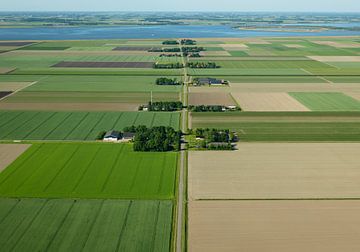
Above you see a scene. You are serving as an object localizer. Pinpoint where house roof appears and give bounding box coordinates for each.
[104,130,120,139]
[122,132,136,139]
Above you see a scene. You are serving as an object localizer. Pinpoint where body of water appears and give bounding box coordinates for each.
[1,25,360,40]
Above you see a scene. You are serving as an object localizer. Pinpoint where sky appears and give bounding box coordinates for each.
[1,0,360,12]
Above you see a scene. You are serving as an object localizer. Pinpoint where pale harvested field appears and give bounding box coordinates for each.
[232,92,310,111]
[346,92,360,102]
[200,51,231,57]
[188,92,235,106]
[0,144,30,172]
[284,44,305,48]
[312,40,360,48]
[221,43,248,51]
[189,200,360,252]
[0,82,33,91]
[189,143,360,200]
[0,68,15,74]
[308,56,360,62]
[0,102,139,111]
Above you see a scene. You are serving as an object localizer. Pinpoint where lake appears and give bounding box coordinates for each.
[1,25,360,40]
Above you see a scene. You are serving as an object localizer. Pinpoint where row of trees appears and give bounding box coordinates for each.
[154,62,184,69]
[162,40,179,45]
[124,126,181,152]
[187,62,220,68]
[181,39,196,45]
[149,48,181,52]
[146,101,183,111]
[182,46,205,53]
[156,77,182,86]
[189,105,224,112]
[160,53,181,57]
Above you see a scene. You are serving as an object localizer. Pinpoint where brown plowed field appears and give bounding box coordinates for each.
[0,144,30,172]
[189,143,360,200]
[189,200,360,252]
[188,92,235,106]
[0,82,33,91]
[232,92,310,111]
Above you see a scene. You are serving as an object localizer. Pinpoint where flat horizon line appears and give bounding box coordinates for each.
[1,10,360,14]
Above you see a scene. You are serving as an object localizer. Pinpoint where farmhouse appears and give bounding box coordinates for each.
[194,78,227,86]
[103,130,121,142]
[122,132,136,141]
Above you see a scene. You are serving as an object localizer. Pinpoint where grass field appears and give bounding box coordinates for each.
[0,198,173,252]
[189,200,360,252]
[0,143,177,199]
[191,112,360,141]
[24,75,182,92]
[189,143,360,200]
[290,92,360,111]
[0,111,180,140]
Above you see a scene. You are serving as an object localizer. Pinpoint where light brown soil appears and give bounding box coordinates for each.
[0,68,15,74]
[0,144,30,172]
[188,92,235,106]
[308,56,360,62]
[200,51,231,57]
[345,92,360,102]
[312,40,360,48]
[221,44,249,51]
[189,200,360,252]
[0,102,139,111]
[0,82,33,91]
[232,92,310,111]
[189,143,360,200]
[284,44,305,48]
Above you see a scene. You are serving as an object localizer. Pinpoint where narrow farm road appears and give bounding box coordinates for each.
[176,42,188,252]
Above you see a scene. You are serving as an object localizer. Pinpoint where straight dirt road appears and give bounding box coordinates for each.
[175,43,188,252]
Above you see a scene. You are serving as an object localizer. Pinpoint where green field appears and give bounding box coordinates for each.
[0,143,177,199]
[0,111,180,140]
[24,75,182,92]
[0,198,172,252]
[191,112,360,141]
[290,92,360,111]
[1,91,179,104]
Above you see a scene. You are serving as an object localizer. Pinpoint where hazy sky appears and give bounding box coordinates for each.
[1,0,360,12]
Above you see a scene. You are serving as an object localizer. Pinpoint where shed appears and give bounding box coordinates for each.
[122,132,136,141]
[103,130,120,142]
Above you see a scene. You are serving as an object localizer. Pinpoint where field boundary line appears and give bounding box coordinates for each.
[195,198,360,201]
[0,199,21,226]
[150,201,161,252]
[0,111,24,128]
[0,144,42,187]
[157,155,168,194]
[100,145,125,192]
[1,111,40,140]
[43,113,73,140]
[79,200,105,250]
[63,112,89,140]
[42,145,81,193]
[23,112,57,140]
[71,146,102,193]
[300,68,314,75]
[115,201,133,252]
[111,112,124,130]
[43,200,76,251]
[7,199,48,252]
[129,157,143,192]
[83,113,107,140]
